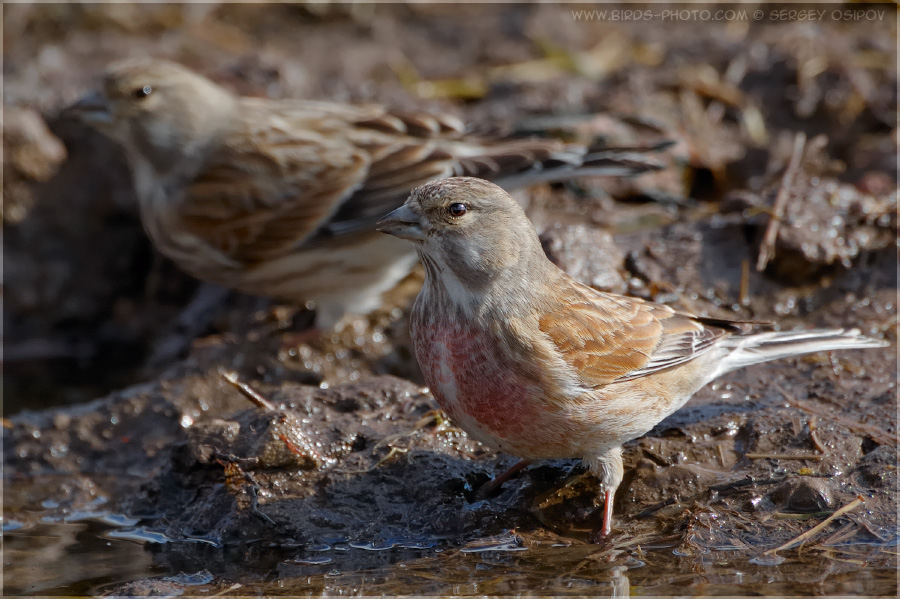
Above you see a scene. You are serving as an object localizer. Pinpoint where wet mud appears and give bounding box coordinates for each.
[4,3,898,596]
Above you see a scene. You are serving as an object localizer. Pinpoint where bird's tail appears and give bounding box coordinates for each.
[455,140,673,191]
[714,328,889,378]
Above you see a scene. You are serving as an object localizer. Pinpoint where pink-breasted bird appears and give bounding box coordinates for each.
[377,177,889,538]
[65,58,669,328]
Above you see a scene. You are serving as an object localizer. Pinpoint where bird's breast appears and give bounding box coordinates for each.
[411,314,578,458]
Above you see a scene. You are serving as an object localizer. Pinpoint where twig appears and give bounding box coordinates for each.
[745,453,824,461]
[819,522,858,545]
[808,417,827,454]
[756,131,806,271]
[739,259,751,306]
[773,511,832,520]
[635,497,678,519]
[221,371,277,411]
[763,495,865,555]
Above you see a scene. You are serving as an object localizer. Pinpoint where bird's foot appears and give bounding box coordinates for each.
[589,488,616,543]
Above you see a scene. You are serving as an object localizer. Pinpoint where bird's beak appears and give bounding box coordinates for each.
[377,204,427,241]
[65,90,113,124]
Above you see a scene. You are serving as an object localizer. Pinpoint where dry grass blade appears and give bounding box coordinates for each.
[717,443,728,467]
[808,416,827,453]
[745,453,824,461]
[221,370,277,411]
[773,511,833,520]
[763,495,865,555]
[819,522,858,545]
[756,131,806,271]
[739,259,751,306]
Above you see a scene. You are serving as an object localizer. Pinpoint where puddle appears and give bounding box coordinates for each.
[3,518,162,595]
[4,489,897,596]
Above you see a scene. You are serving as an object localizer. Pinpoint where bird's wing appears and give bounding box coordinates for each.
[320,108,634,237]
[177,107,371,264]
[538,283,736,386]
[317,111,469,236]
[178,99,667,255]
[178,102,469,257]
[325,121,668,236]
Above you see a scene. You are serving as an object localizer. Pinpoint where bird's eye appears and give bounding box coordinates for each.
[448,203,468,218]
[133,85,153,99]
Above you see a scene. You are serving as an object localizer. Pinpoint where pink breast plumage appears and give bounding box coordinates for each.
[413,319,543,450]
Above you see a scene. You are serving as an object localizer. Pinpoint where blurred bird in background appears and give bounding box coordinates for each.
[67,58,670,329]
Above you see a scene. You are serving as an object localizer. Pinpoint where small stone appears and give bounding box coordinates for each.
[770,477,835,512]
[188,419,242,464]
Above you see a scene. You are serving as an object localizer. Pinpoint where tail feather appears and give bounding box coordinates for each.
[326,139,670,237]
[717,328,889,377]
[488,141,670,190]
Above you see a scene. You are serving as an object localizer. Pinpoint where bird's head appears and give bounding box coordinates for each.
[377,177,549,295]
[65,58,237,172]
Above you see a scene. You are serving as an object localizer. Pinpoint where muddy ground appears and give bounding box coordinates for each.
[3,3,898,596]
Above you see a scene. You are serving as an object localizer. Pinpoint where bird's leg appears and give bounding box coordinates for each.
[275,305,322,347]
[279,325,323,348]
[586,446,624,542]
[600,488,615,537]
[474,459,532,500]
[145,282,232,371]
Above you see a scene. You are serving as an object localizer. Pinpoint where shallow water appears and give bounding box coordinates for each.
[5,512,897,596]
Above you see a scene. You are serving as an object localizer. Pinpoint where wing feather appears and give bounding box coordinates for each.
[174,98,669,263]
[539,283,733,386]
[179,119,369,263]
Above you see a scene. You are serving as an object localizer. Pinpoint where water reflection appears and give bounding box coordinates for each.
[3,515,897,596]
[3,519,159,595]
